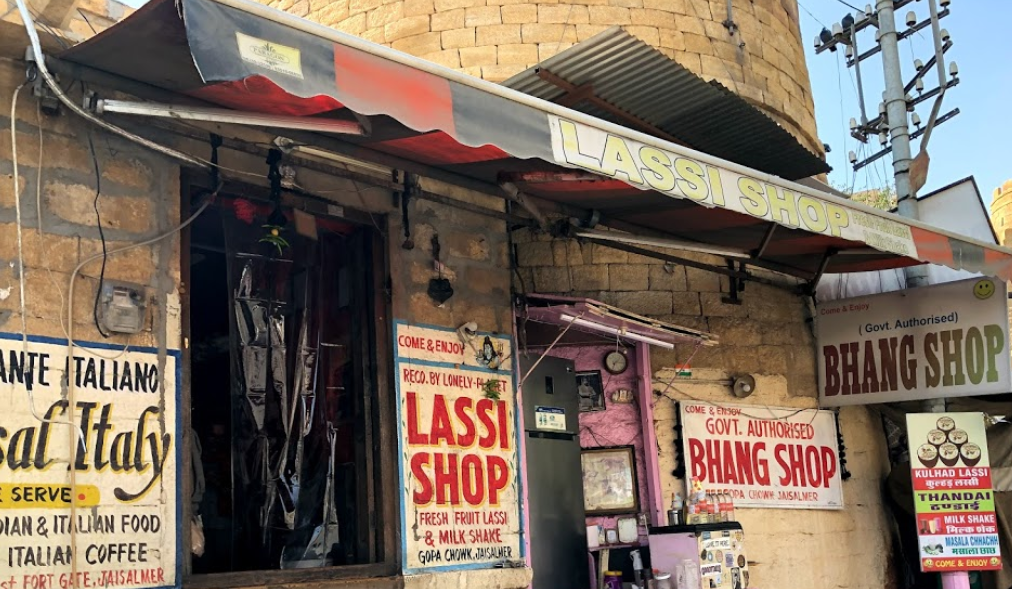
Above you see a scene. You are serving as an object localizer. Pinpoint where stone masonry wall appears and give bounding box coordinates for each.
[990,179,1012,248]
[513,228,894,589]
[0,37,527,586]
[0,56,182,351]
[256,0,823,159]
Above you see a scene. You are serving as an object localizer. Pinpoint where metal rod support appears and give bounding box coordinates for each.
[852,108,959,171]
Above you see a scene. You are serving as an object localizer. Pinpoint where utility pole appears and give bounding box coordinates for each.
[816,6,969,589]
[875,0,927,289]
[815,0,960,288]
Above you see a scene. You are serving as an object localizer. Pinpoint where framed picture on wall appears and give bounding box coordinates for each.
[581,446,640,515]
[576,370,605,412]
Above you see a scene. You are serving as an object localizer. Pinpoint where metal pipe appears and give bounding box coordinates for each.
[574,228,750,259]
[96,99,367,135]
[150,120,537,226]
[16,0,210,170]
[919,0,950,152]
[851,25,869,125]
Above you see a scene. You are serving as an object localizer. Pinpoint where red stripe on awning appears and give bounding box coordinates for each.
[623,206,762,232]
[371,131,510,165]
[332,44,455,134]
[189,75,345,116]
[911,225,955,266]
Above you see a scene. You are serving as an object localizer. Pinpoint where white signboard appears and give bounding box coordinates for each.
[816,277,1011,407]
[394,322,522,573]
[549,116,917,258]
[680,402,843,509]
[534,406,566,432]
[0,333,179,589]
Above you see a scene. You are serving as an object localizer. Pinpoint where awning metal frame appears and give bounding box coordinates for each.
[42,55,820,292]
[51,0,1012,283]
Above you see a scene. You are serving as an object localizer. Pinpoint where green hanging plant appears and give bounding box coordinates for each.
[260,224,290,254]
[482,379,503,400]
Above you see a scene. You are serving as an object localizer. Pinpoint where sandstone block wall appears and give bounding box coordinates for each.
[512,227,893,589]
[258,0,823,159]
[0,57,181,349]
[990,179,1012,247]
[513,228,818,397]
[387,178,516,334]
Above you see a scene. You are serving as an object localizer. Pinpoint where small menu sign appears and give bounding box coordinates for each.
[906,412,1001,572]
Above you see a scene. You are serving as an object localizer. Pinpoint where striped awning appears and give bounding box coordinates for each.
[59,0,1012,281]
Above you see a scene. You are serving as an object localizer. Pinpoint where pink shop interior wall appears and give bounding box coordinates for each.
[547,346,650,532]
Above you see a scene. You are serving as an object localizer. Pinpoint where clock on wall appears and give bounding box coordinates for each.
[604,350,628,375]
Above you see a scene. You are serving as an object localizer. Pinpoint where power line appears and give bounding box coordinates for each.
[832,0,863,12]
[797,1,827,28]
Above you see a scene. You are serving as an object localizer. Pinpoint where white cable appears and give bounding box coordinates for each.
[14,0,211,171]
[65,195,217,365]
[10,82,88,446]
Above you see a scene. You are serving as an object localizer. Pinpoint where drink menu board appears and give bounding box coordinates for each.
[906,412,1001,572]
[394,322,522,573]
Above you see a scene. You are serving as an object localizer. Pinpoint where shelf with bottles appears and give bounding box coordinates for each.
[667,482,737,526]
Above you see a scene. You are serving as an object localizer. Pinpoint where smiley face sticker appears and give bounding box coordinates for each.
[973,279,996,300]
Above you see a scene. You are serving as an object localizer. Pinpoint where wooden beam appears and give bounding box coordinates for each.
[537,68,688,147]
[555,82,596,108]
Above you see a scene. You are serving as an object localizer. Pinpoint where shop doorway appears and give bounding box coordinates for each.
[185,189,386,576]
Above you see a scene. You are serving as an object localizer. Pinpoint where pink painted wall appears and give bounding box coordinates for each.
[547,346,650,534]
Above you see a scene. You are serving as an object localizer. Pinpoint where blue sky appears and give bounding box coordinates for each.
[118,0,1008,203]
[798,1,1012,204]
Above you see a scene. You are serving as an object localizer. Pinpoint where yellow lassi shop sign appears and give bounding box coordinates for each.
[548,116,917,257]
[0,333,179,589]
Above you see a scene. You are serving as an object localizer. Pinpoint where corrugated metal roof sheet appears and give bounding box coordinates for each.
[503,27,831,181]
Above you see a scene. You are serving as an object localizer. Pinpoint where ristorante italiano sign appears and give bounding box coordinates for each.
[0,333,179,589]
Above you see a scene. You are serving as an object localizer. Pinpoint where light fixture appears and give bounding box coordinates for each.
[274,136,391,175]
[95,99,366,135]
[574,229,750,259]
[558,314,675,349]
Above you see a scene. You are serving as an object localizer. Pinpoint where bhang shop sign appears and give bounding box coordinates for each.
[394,323,522,573]
[680,401,843,510]
[816,277,1011,407]
[0,333,179,589]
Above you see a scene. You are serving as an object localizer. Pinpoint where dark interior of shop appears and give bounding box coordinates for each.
[187,195,380,573]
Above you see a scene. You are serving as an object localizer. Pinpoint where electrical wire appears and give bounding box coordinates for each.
[832,0,862,12]
[9,81,89,446]
[797,0,827,28]
[15,0,211,171]
[86,131,112,338]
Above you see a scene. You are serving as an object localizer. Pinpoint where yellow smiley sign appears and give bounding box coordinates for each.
[973,279,996,300]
